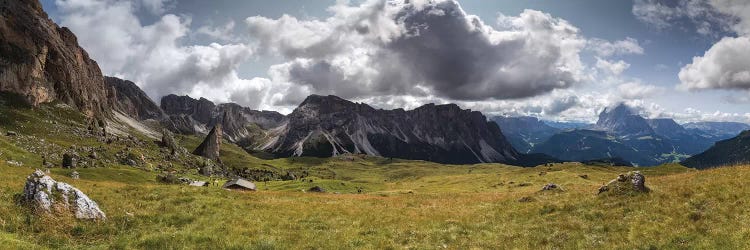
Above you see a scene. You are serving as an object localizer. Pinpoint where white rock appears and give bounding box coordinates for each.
[23,170,105,219]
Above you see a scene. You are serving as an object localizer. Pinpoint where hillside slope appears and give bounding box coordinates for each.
[682,130,750,169]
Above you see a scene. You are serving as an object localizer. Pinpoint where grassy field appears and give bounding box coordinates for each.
[1,103,750,249]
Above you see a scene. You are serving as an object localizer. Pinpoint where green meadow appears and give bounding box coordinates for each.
[1,102,749,249]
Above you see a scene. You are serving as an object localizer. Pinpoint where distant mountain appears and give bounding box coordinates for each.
[683,122,750,141]
[530,104,708,166]
[0,0,110,118]
[532,129,679,166]
[596,104,654,137]
[647,118,713,155]
[543,120,591,130]
[682,130,750,169]
[492,116,559,153]
[160,94,287,143]
[259,95,526,165]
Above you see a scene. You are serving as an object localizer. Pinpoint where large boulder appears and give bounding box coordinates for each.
[22,170,105,219]
[598,171,649,195]
[62,153,77,168]
[160,129,180,154]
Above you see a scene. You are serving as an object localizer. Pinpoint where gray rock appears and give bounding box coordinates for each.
[23,170,105,219]
[6,160,23,167]
[70,171,79,179]
[160,129,180,154]
[192,124,222,162]
[542,183,559,191]
[598,171,649,195]
[6,131,17,136]
[308,186,326,193]
[189,181,208,187]
[62,153,77,168]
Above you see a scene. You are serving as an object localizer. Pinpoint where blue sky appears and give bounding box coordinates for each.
[39,0,750,123]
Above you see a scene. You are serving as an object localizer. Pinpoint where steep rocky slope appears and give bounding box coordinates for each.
[105,76,165,120]
[0,0,110,117]
[260,95,520,164]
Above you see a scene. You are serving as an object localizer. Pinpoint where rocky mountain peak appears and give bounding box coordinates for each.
[105,76,164,120]
[596,103,654,136]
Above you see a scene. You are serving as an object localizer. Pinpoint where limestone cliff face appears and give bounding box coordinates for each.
[0,0,110,117]
[105,76,165,120]
[261,95,520,164]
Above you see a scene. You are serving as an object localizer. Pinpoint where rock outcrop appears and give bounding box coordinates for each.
[260,95,519,165]
[23,170,105,219]
[598,171,648,195]
[0,0,110,117]
[192,124,222,162]
[160,129,180,154]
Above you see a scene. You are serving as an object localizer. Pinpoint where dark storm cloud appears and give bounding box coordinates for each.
[247,0,587,104]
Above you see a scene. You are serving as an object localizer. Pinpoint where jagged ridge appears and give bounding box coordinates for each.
[260,95,519,164]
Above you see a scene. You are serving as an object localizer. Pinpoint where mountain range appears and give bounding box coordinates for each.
[495,104,749,166]
[2,0,750,169]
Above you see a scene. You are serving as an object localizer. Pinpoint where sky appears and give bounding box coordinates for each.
[39,0,750,123]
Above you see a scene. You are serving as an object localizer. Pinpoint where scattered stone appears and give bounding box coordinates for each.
[160,129,180,154]
[157,172,181,184]
[88,151,97,159]
[598,171,649,195]
[518,182,531,187]
[70,171,79,179]
[579,174,589,179]
[62,153,77,168]
[308,186,326,193]
[6,160,23,167]
[6,131,17,136]
[199,160,214,176]
[538,172,546,176]
[189,181,208,187]
[22,170,105,220]
[542,183,559,191]
[281,172,296,181]
[517,196,535,202]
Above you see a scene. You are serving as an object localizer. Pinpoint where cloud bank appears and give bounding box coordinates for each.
[248,1,588,105]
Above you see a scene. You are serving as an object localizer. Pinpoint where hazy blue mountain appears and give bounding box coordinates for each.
[647,118,714,155]
[543,120,592,130]
[682,130,750,169]
[683,122,750,141]
[531,104,694,166]
[492,116,560,153]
